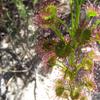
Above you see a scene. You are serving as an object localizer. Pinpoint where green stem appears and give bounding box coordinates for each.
[70,3,75,37]
[56,17,71,34]
[75,0,81,30]
[49,25,64,41]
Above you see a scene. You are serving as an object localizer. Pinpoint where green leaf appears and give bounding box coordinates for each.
[71,87,80,99]
[68,51,76,66]
[87,10,97,18]
[48,56,56,67]
[88,50,95,59]
[55,41,72,57]
[44,5,57,20]
[84,77,95,91]
[80,29,91,43]
[79,0,85,5]
[81,57,93,71]
[75,0,81,30]
[55,86,64,96]
[86,81,95,91]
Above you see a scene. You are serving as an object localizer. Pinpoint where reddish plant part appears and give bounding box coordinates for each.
[34,11,54,29]
[93,26,100,36]
[34,0,59,28]
[34,0,100,98]
[34,1,70,29]
[35,38,56,73]
[84,2,100,17]
[91,26,100,44]
[35,0,59,11]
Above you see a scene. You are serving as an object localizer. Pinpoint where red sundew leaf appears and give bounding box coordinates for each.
[35,38,57,72]
[34,12,52,28]
[84,3,100,17]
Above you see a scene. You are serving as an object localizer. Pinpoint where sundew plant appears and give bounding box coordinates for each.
[35,0,100,99]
